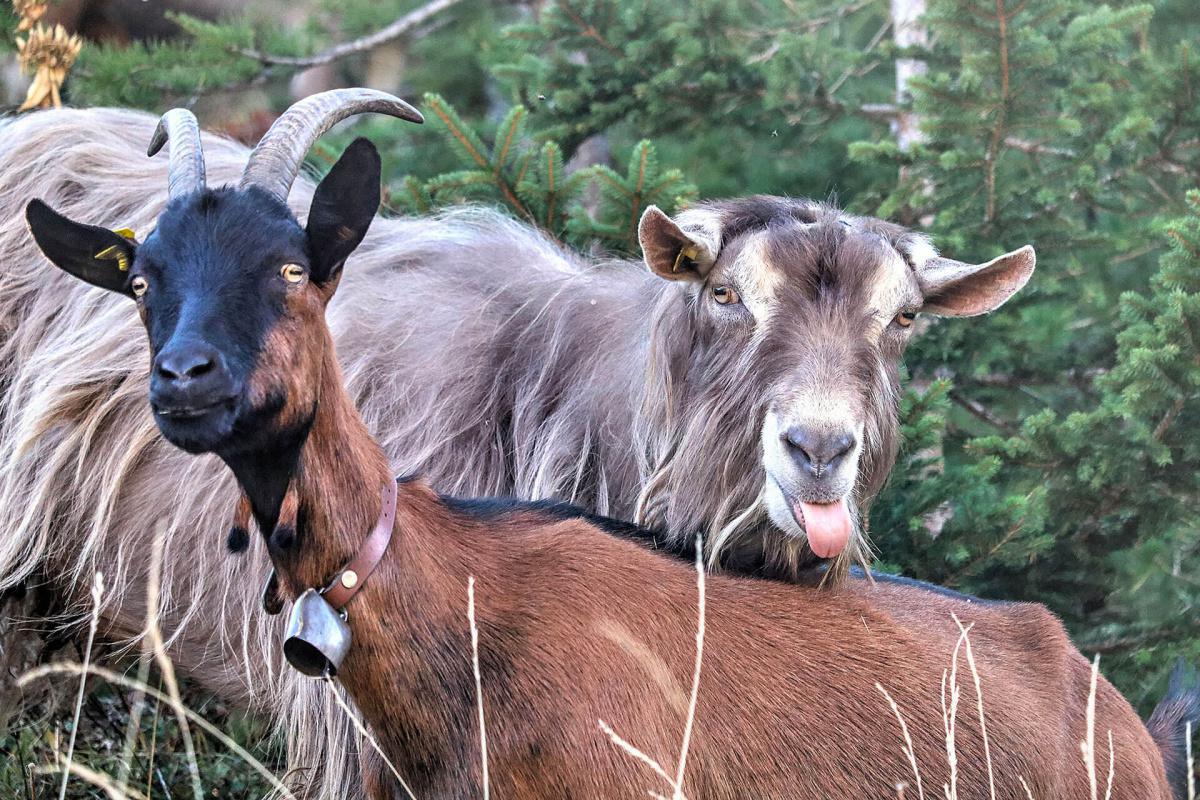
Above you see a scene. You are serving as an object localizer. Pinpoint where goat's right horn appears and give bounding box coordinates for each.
[147,108,206,199]
[239,88,423,204]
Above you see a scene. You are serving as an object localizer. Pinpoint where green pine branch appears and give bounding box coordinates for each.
[398,96,696,252]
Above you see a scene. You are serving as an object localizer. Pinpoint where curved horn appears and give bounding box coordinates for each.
[239,88,423,203]
[147,108,207,199]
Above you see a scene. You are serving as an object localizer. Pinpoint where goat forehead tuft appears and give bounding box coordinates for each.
[147,188,306,270]
[701,195,825,247]
[699,197,917,308]
[757,221,892,304]
[198,190,221,213]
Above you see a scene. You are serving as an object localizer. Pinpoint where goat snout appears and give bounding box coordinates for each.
[782,426,856,478]
[150,341,236,415]
[156,344,218,382]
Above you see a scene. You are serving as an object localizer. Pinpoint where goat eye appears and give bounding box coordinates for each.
[280,263,306,284]
[894,311,918,328]
[130,276,148,297]
[712,285,741,305]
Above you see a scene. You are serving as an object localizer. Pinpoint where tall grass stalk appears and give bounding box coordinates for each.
[144,687,162,799]
[598,719,677,789]
[57,571,103,800]
[601,535,706,800]
[114,654,151,794]
[147,520,203,800]
[672,536,706,800]
[40,756,146,800]
[1082,654,1100,800]
[876,682,925,800]
[951,615,995,800]
[1187,720,1194,800]
[468,575,490,800]
[1104,729,1114,800]
[322,675,418,800]
[940,624,970,800]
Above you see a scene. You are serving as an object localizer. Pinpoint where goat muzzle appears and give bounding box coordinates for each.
[284,588,352,677]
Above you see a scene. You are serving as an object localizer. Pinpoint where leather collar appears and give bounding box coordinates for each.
[321,478,398,610]
[260,478,398,615]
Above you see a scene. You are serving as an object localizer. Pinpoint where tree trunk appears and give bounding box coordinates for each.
[891,0,929,152]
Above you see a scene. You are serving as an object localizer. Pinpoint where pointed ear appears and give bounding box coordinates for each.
[26,200,137,296]
[918,245,1036,317]
[638,205,721,282]
[305,137,381,287]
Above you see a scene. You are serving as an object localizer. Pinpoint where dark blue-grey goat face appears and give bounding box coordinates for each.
[26,138,383,456]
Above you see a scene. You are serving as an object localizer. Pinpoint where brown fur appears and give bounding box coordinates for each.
[172,221,1166,799]
[265,397,1173,799]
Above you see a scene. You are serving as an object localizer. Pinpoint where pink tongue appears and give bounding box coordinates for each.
[796,499,852,559]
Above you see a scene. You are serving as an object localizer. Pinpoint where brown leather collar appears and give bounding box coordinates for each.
[260,478,398,614]
[320,478,398,610]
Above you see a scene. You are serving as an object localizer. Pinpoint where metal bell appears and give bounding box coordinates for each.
[283,588,351,677]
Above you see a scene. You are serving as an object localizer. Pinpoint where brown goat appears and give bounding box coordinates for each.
[26,104,1187,800]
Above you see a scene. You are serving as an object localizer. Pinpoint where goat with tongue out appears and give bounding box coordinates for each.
[796,499,854,559]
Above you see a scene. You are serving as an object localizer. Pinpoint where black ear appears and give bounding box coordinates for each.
[305,138,382,286]
[26,199,137,295]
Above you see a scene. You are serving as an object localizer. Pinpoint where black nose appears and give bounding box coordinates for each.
[151,341,233,408]
[156,344,218,382]
[783,426,856,477]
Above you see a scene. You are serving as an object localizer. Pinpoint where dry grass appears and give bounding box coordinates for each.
[1083,653,1100,800]
[146,520,203,799]
[19,662,294,796]
[39,755,147,800]
[1188,720,1195,800]
[7,515,292,798]
[877,682,925,800]
[1187,720,1195,800]
[56,572,103,800]
[1079,654,1117,800]
[321,674,416,800]
[672,536,707,800]
[951,614,995,800]
[468,575,489,800]
[601,535,707,800]
[881,623,1121,800]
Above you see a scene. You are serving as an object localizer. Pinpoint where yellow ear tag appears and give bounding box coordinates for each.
[672,244,700,274]
[94,227,138,272]
[94,244,131,272]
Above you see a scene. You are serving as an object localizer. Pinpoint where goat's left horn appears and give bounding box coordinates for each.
[239,88,423,203]
[147,108,207,199]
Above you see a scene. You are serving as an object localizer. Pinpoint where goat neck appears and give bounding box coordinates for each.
[221,350,394,601]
